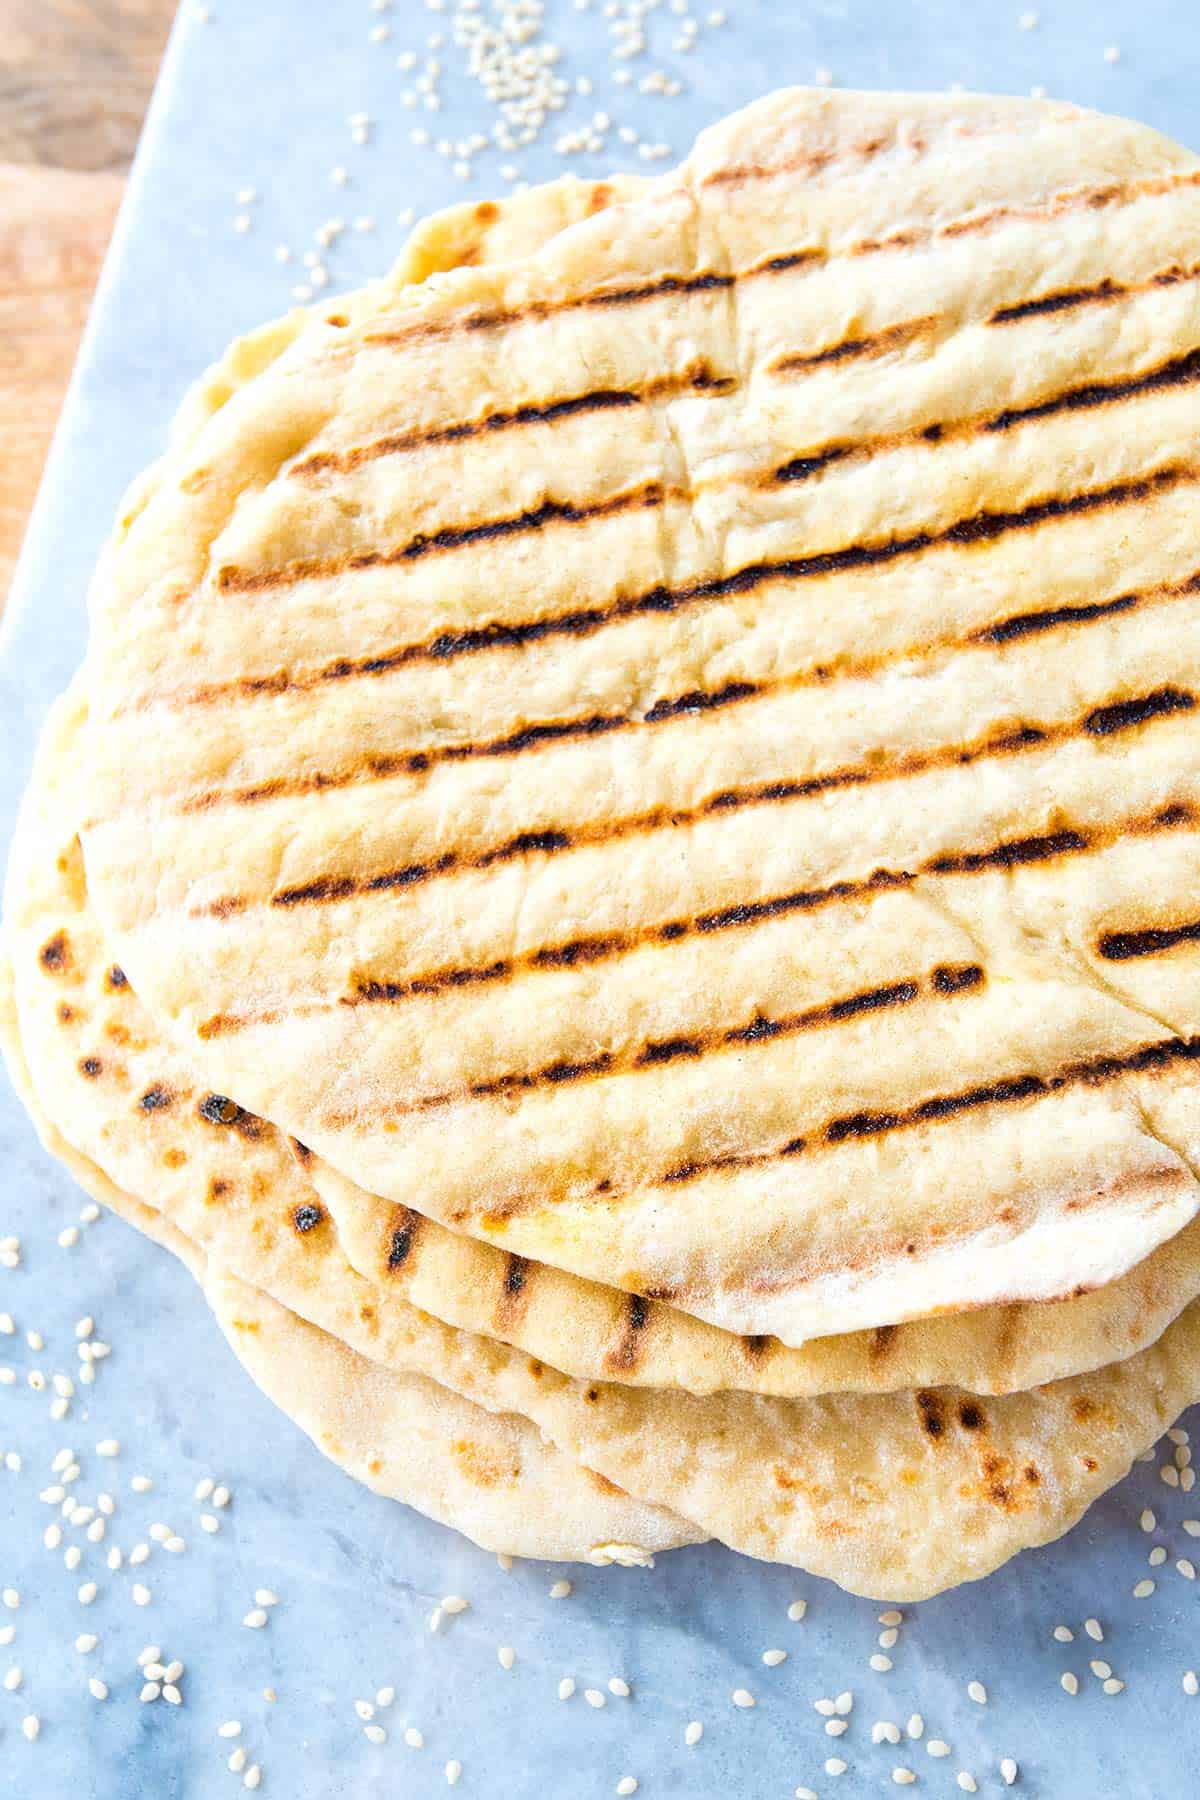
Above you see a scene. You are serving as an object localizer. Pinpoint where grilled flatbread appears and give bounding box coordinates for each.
[8,692,1200,1600]
[16,687,1200,1400]
[79,89,1200,1344]
[0,959,696,1564]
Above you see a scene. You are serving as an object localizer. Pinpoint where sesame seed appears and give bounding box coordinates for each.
[928,1741,951,1758]
[824,1759,847,1777]
[144,1664,166,1681]
[441,1594,469,1615]
[1090,1660,1112,1679]
[1018,8,1038,24]
[796,1791,818,1800]
[194,1478,214,1502]
[75,1635,97,1653]
[731,1688,755,1708]
[243,1610,268,1630]
[0,1627,12,1646]
[1161,1464,1180,1487]
[229,1748,247,1772]
[957,1777,979,1795]
[356,1698,375,1723]
[907,1714,924,1739]
[201,1515,219,1533]
[616,1781,638,1796]
[96,1440,119,1458]
[130,1545,149,1566]
[97,1494,114,1517]
[685,1720,703,1745]
[1053,1626,1074,1643]
[835,1692,853,1715]
[212,1486,230,1508]
[164,1662,182,1683]
[549,1580,572,1599]
[43,1525,61,1550]
[1133,1579,1156,1598]
[89,1678,108,1700]
[815,1699,836,1716]
[1149,1547,1167,1567]
[498,1646,516,1671]
[218,1721,242,1738]
[1084,1619,1104,1641]
[608,1676,630,1696]
[58,1227,79,1248]
[787,1599,808,1622]
[1179,1559,1197,1580]
[446,1761,462,1786]
[78,1583,97,1606]
[1103,1678,1125,1696]
[0,1316,13,1335]
[26,1331,42,1352]
[64,1547,81,1571]
[21,1715,39,1741]
[558,1678,576,1701]
[140,1682,160,1703]
[585,1689,607,1708]
[136,1646,161,1667]
[826,1718,849,1738]
[131,1477,153,1494]
[254,1589,278,1608]
[428,1607,443,1633]
[1184,1671,1198,1696]
[1103,44,1121,62]
[966,1681,987,1705]
[149,1524,170,1543]
[244,1767,262,1791]
[762,1649,787,1667]
[133,1585,151,1606]
[893,1771,916,1786]
[404,1727,424,1749]
[870,1655,894,1673]
[873,1722,902,1745]
[365,1724,387,1745]
[4,1666,23,1691]
[879,1628,899,1649]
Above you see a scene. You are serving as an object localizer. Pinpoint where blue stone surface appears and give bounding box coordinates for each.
[1,3,1198,1793]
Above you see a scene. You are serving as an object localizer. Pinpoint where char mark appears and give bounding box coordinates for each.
[1084,686,1194,736]
[387,1210,422,1270]
[1098,916,1200,961]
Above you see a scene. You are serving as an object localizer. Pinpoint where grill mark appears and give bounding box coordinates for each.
[772,314,936,374]
[774,343,1200,487]
[369,964,980,1119]
[215,483,666,595]
[240,679,1194,917]
[1098,916,1200,961]
[494,1253,533,1330]
[386,1209,422,1270]
[195,800,1195,1040]
[605,1293,653,1374]
[289,362,734,481]
[177,564,1199,820]
[357,170,1200,352]
[652,1033,1200,1191]
[989,259,1200,324]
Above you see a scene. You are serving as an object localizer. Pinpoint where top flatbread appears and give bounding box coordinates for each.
[80,88,1200,1343]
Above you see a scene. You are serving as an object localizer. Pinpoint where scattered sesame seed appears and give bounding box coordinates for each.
[441,1595,469,1615]
[549,1580,572,1599]
[428,1607,443,1633]
[446,1761,462,1786]
[835,1692,853,1715]
[879,1628,899,1649]
[826,1718,849,1737]
[907,1714,924,1739]
[1133,1579,1156,1598]
[732,1688,755,1708]
[928,1741,951,1758]
[64,1547,81,1572]
[365,1724,387,1745]
[140,1682,161,1704]
[4,1589,21,1610]
[685,1720,703,1745]
[75,1634,97,1654]
[815,1699,836,1717]
[0,1315,13,1335]
[201,1515,219,1534]
[26,1331,42,1352]
[787,1599,807,1622]
[1185,1520,1200,1537]
[616,1781,638,1796]
[1090,1660,1112,1680]
[1179,1559,1197,1580]
[1161,1465,1180,1488]
[558,1678,576,1701]
[957,1777,979,1795]
[218,1721,242,1738]
[966,1681,987,1705]
[1018,7,1038,24]
[1103,44,1121,63]
[824,1759,847,1778]
[228,1747,247,1772]
[77,1582,97,1606]
[586,1689,607,1709]
[498,1646,516,1671]
[873,1722,902,1746]
[131,1477,153,1494]
[404,1726,424,1749]
[133,1585,151,1607]
[4,1666,22,1691]
[870,1654,894,1673]
[1084,1619,1104,1641]
[57,1227,79,1249]
[1149,1547,1167,1567]
[1184,1671,1198,1696]
[0,1627,13,1646]
[1103,1678,1125,1696]
[96,1439,119,1458]
[89,1678,109,1701]
[244,1767,262,1791]
[255,1589,278,1608]
[43,1525,61,1550]
[137,1646,161,1667]
[762,1649,787,1667]
[243,1609,268,1630]
[21,1715,39,1741]
[1053,1625,1074,1643]
[893,1770,916,1787]
[608,1676,630,1697]
[796,1791,818,1800]
[130,1545,149,1566]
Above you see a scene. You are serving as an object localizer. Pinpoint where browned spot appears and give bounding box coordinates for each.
[585,1468,624,1498]
[605,1294,652,1373]
[289,1138,314,1166]
[958,1402,985,1431]
[198,1093,245,1127]
[39,931,70,974]
[1071,1395,1099,1423]
[494,1253,533,1331]
[207,1176,232,1204]
[293,1203,323,1234]
[359,1304,376,1324]
[139,1086,171,1112]
[1024,1463,1041,1484]
[743,1334,772,1360]
[1082,1455,1099,1471]
[104,1022,131,1045]
[387,1209,421,1271]
[56,1002,75,1024]
[473,200,499,224]
[106,965,128,991]
[917,1390,946,1439]
[367,1456,383,1476]
[162,1148,186,1170]
[78,1056,102,1078]
[585,1386,600,1403]
[588,182,614,212]
[869,1324,899,1362]
[453,1439,517,1487]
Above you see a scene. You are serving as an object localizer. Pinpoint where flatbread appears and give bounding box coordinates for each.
[8,692,1200,1600]
[0,960,694,1565]
[80,88,1200,1343]
[18,688,1200,1400]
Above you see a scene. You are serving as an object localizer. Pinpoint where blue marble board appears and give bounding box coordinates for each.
[1,2,1198,1795]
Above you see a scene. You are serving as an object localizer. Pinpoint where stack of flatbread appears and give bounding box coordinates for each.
[4,87,1200,1599]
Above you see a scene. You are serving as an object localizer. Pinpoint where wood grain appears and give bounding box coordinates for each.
[0,0,172,604]
[0,164,124,601]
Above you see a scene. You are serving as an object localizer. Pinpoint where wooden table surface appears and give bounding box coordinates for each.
[0,0,173,601]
